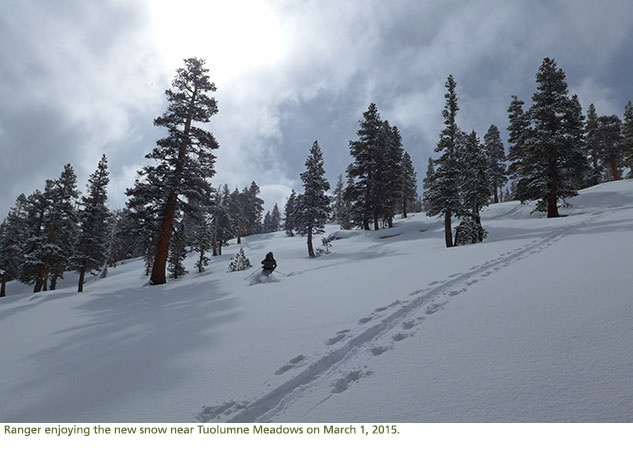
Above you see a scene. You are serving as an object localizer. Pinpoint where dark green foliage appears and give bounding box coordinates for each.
[584,103,603,186]
[284,190,298,237]
[460,130,491,230]
[0,194,28,296]
[507,58,586,217]
[595,115,624,180]
[192,216,213,273]
[270,203,282,232]
[426,75,463,247]
[330,174,346,223]
[400,151,417,218]
[168,220,188,279]
[483,124,506,203]
[73,155,111,292]
[294,141,331,258]
[623,101,633,177]
[454,216,488,246]
[228,248,252,272]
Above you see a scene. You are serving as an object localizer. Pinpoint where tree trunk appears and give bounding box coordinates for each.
[444,211,453,248]
[237,233,241,244]
[363,218,370,231]
[388,216,393,228]
[42,277,48,291]
[212,218,218,256]
[373,212,379,230]
[307,228,315,258]
[150,191,177,285]
[493,182,499,203]
[50,276,57,291]
[610,158,620,181]
[218,242,222,256]
[402,199,408,219]
[34,266,46,292]
[78,267,85,293]
[1,272,6,297]
[547,187,559,218]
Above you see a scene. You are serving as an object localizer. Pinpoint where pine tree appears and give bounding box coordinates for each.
[262,211,272,233]
[400,151,417,218]
[623,101,633,177]
[508,58,585,217]
[330,174,346,223]
[73,155,111,292]
[426,75,463,247]
[381,124,404,227]
[244,181,264,235]
[168,219,188,279]
[228,248,251,272]
[584,103,603,186]
[192,216,212,273]
[0,194,28,297]
[212,185,233,255]
[130,57,218,285]
[270,203,282,232]
[483,124,506,203]
[422,157,435,212]
[284,190,297,237]
[228,187,246,244]
[595,115,624,181]
[294,141,331,257]
[347,103,384,230]
[460,130,491,234]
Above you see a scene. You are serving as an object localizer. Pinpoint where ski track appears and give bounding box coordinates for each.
[196,210,609,423]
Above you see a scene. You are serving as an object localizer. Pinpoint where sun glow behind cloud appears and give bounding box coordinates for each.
[147,0,285,84]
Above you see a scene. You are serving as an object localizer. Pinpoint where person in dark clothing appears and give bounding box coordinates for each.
[261,252,277,276]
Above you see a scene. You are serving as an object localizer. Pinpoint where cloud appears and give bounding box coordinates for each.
[1,0,633,219]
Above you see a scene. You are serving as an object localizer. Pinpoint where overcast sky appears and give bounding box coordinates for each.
[1,0,632,218]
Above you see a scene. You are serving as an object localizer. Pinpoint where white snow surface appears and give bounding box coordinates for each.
[1,180,632,422]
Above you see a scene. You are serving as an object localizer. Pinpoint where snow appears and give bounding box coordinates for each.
[1,180,632,422]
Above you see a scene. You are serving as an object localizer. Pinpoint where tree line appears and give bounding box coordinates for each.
[2,56,632,295]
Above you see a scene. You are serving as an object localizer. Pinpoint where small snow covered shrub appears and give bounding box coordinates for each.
[228,248,252,272]
[454,217,487,246]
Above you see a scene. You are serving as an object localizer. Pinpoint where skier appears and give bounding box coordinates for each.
[261,252,277,276]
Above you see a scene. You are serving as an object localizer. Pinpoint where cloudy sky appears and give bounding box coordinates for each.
[1,0,632,218]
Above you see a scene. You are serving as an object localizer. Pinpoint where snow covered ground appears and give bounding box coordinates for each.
[1,180,632,422]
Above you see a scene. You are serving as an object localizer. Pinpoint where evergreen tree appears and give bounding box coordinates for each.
[283,190,297,237]
[584,103,603,186]
[508,58,585,217]
[73,155,111,292]
[347,103,384,230]
[228,248,251,272]
[192,215,212,273]
[168,219,188,279]
[400,151,417,218]
[623,101,633,177]
[483,124,506,203]
[19,189,49,290]
[270,203,282,232]
[330,174,346,223]
[212,185,233,255]
[422,157,435,212]
[0,194,28,297]
[130,57,218,285]
[460,130,491,233]
[381,124,404,227]
[228,187,247,244]
[426,74,463,247]
[596,115,624,181]
[294,141,331,258]
[262,211,272,233]
[244,181,264,235]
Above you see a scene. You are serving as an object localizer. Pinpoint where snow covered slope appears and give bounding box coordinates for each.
[1,180,632,422]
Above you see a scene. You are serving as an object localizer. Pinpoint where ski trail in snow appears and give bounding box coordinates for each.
[196,211,609,423]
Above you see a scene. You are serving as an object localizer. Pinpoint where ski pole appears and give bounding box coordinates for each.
[244,269,260,280]
[275,270,288,276]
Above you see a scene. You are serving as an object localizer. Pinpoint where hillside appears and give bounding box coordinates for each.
[1,180,632,422]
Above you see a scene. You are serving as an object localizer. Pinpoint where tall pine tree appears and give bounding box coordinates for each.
[294,141,331,258]
[73,155,111,292]
[130,57,218,285]
[426,74,462,247]
[623,101,633,177]
[483,124,506,203]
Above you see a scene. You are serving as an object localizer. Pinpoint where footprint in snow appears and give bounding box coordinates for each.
[274,354,306,375]
[429,280,440,286]
[325,334,346,345]
[197,400,249,422]
[331,370,372,394]
[358,317,372,324]
[402,320,416,330]
[425,302,446,315]
[370,345,390,356]
[374,306,388,312]
[392,332,409,342]
[448,289,466,297]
